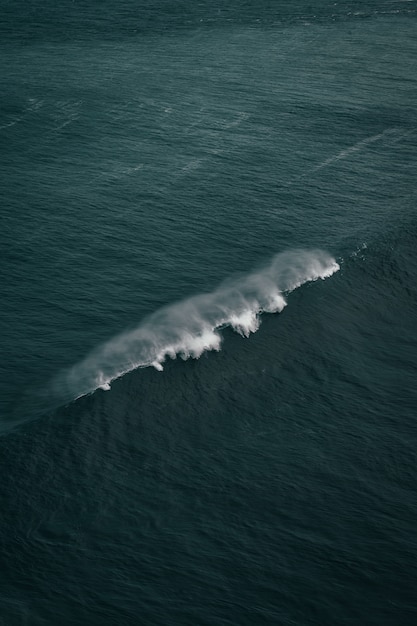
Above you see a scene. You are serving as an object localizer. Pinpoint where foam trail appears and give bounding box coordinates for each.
[52,249,339,403]
[311,128,399,173]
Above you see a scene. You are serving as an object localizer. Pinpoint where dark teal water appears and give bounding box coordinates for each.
[1,1,417,624]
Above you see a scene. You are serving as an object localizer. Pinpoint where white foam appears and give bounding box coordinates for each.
[97,373,111,391]
[229,310,260,337]
[262,292,287,314]
[154,327,222,368]
[52,249,340,402]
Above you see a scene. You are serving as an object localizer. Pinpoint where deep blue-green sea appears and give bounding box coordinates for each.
[1,1,417,623]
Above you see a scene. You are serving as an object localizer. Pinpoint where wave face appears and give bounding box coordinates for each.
[53,249,339,402]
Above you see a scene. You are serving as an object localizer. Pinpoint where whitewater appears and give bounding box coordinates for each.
[52,249,339,403]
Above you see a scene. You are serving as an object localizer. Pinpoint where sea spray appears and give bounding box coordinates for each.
[52,249,339,402]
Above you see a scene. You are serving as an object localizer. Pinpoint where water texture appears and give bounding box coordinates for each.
[1,1,417,624]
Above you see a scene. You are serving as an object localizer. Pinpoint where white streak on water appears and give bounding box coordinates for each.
[0,119,20,131]
[311,128,399,173]
[52,249,340,403]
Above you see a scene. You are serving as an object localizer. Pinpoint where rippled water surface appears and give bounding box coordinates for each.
[1,1,417,624]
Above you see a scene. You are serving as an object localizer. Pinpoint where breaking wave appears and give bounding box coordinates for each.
[53,249,339,402]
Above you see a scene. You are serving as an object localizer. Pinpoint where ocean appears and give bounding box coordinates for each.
[1,1,417,624]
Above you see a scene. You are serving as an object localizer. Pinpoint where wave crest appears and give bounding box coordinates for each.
[53,249,339,402]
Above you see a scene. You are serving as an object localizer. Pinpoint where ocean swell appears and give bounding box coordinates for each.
[53,249,339,402]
